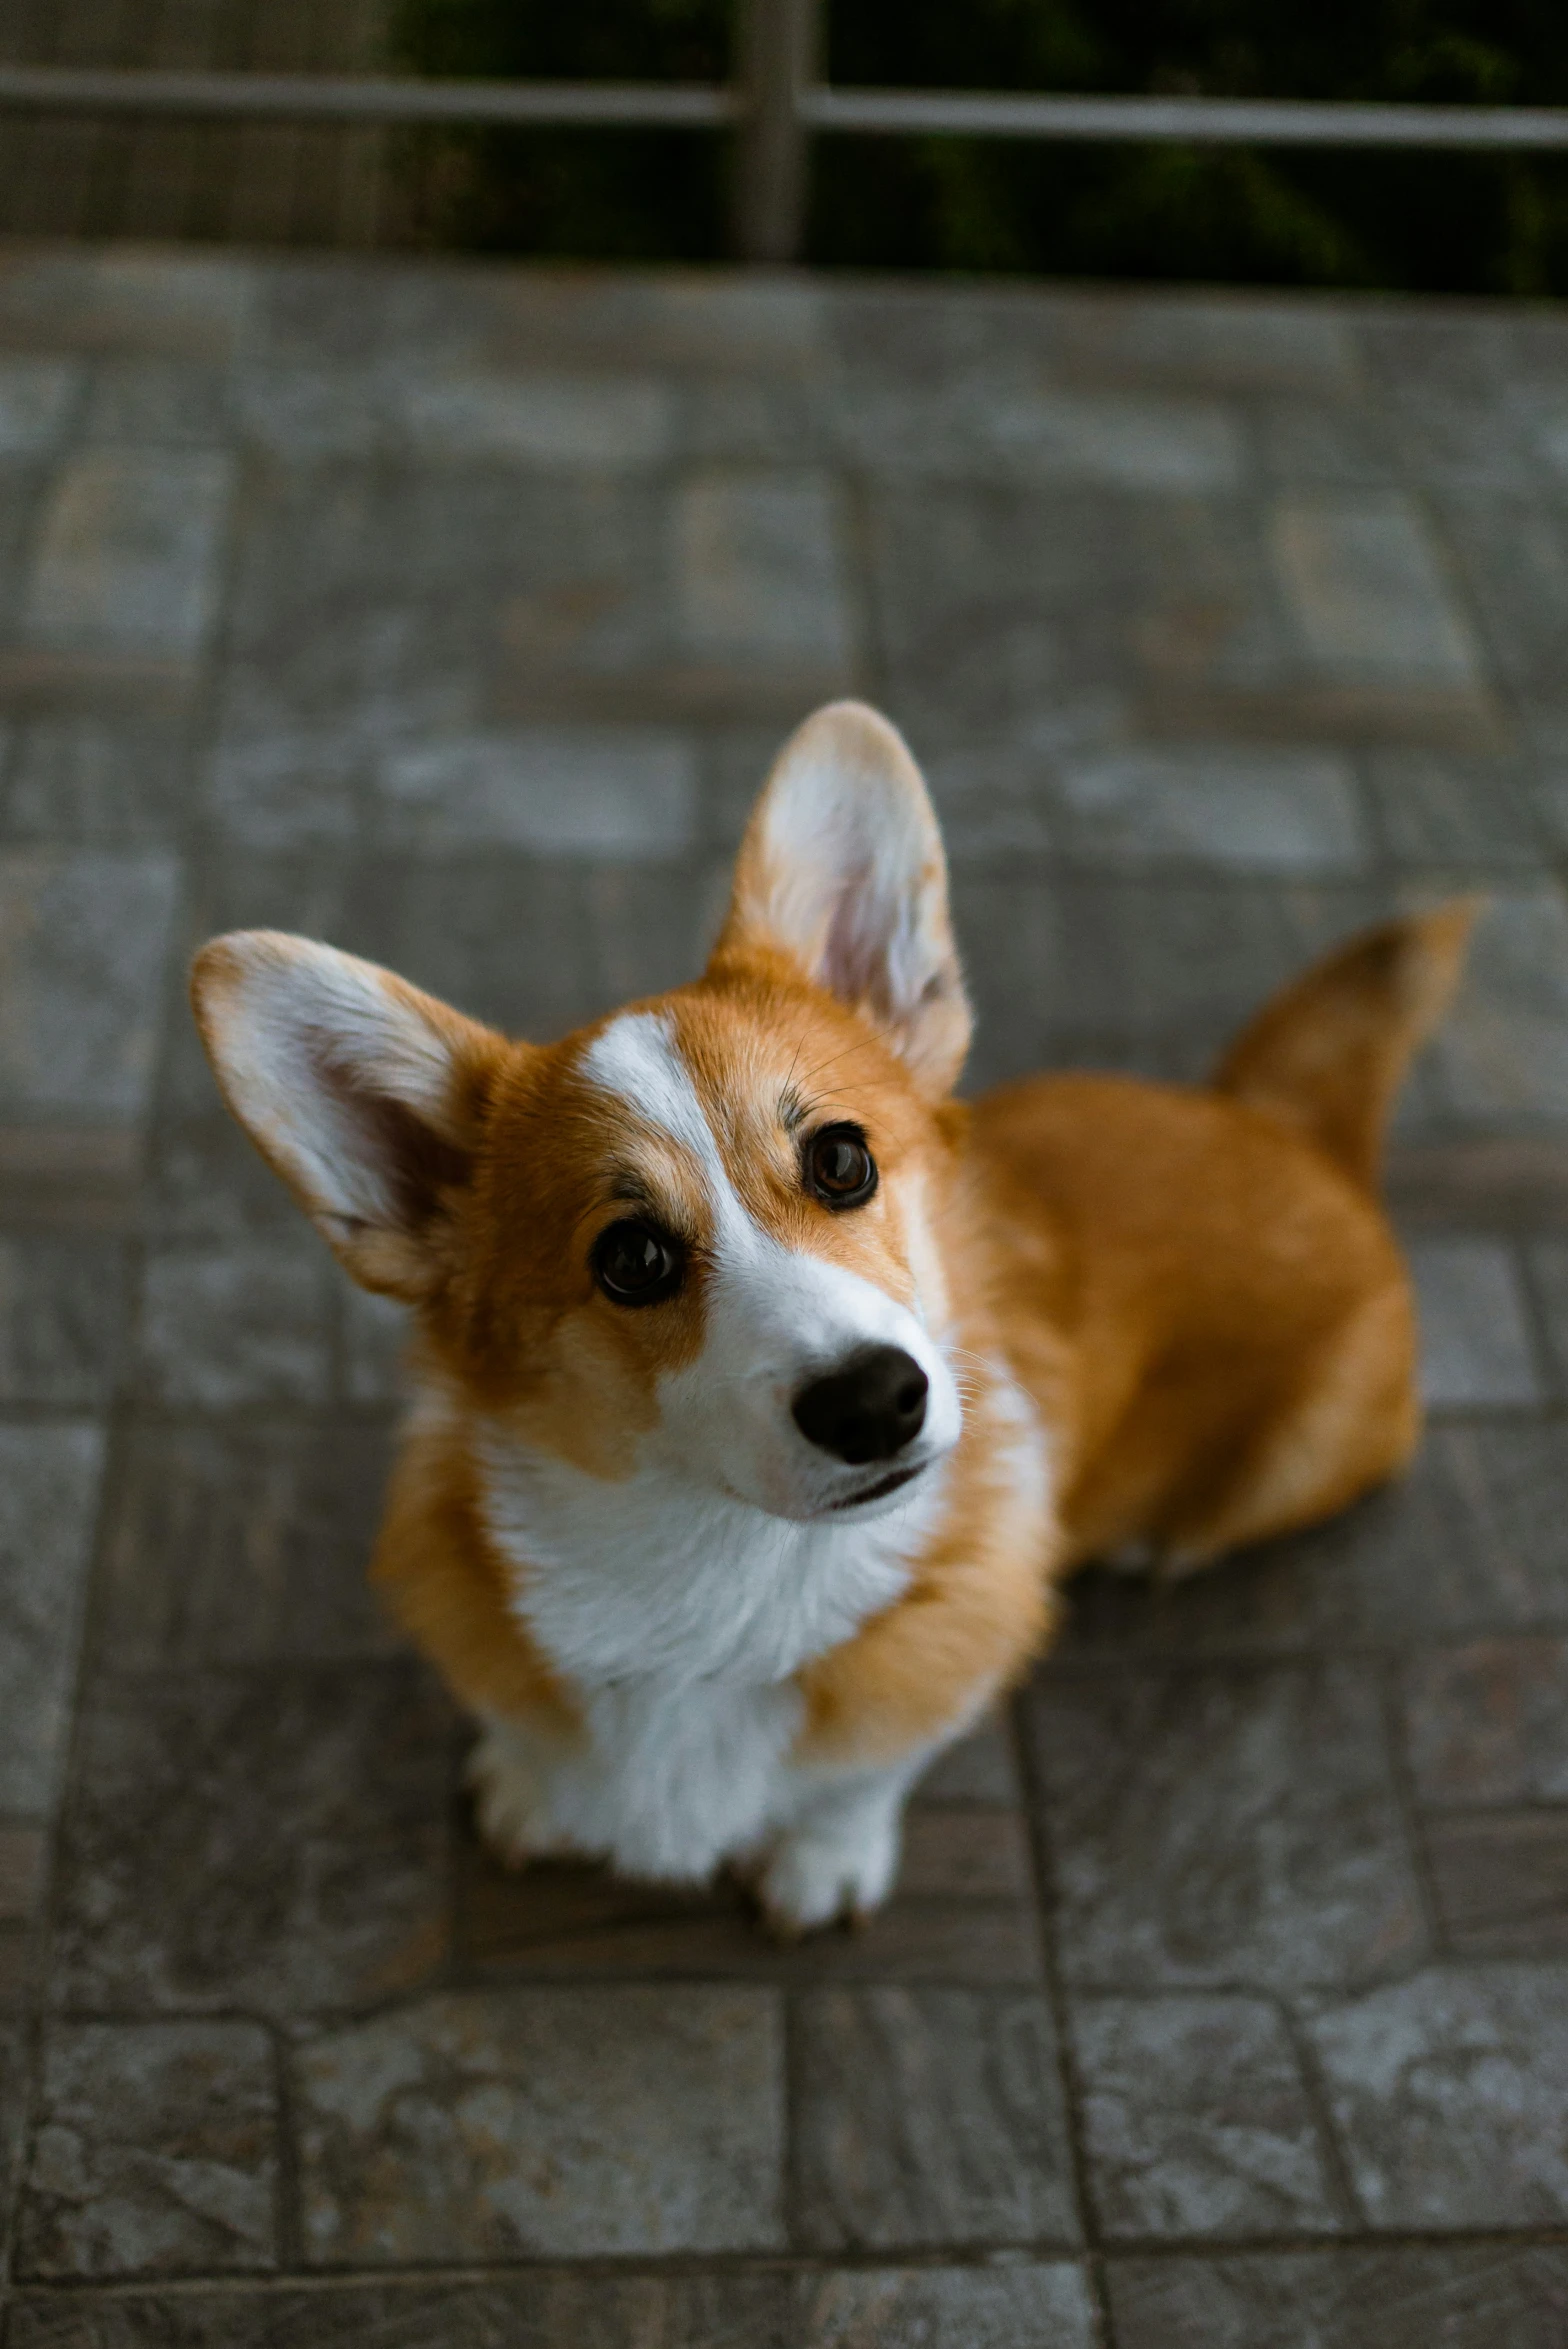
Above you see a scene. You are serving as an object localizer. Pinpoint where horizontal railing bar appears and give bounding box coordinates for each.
[0,66,738,128]
[3,66,1568,153]
[801,87,1568,149]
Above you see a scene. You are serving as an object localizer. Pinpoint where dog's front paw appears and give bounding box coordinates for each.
[757,1806,902,1938]
[465,1722,553,1869]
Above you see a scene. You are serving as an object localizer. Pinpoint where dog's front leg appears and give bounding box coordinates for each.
[757,1756,927,1938]
[465,1711,562,1866]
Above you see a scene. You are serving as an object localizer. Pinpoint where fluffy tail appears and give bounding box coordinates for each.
[1211,900,1479,1187]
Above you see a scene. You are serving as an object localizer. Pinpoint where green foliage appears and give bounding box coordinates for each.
[392,0,1568,291]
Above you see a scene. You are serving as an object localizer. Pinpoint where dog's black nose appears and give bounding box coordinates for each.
[792,1346,929,1465]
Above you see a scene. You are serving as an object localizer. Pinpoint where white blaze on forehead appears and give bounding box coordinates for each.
[580,1008,730,1186]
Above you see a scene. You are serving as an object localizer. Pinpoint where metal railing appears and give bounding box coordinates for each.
[4,0,1568,263]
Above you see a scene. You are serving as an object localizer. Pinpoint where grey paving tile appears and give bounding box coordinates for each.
[584,858,728,1008]
[1253,398,1393,488]
[81,359,231,448]
[0,1817,44,2002]
[0,1419,104,1815]
[1268,492,1485,691]
[919,736,1061,855]
[94,1418,397,1669]
[313,854,594,1047]
[1,2013,24,2237]
[1427,890,1568,1127]
[51,1663,453,2013]
[133,1236,335,1408]
[835,381,1245,492]
[1366,751,1545,871]
[1070,1993,1338,2239]
[292,1985,784,2262]
[374,726,697,856]
[1055,745,1367,873]
[3,717,196,842]
[1105,2243,1568,2349]
[0,248,254,361]
[1424,1812,1568,1957]
[1305,1962,1568,2227]
[791,1987,1079,2250]
[0,357,82,455]
[1401,1637,1568,1805]
[0,1235,125,1404]
[0,850,179,1120]
[912,1713,1019,1805]
[1025,1662,1426,1993]
[1407,1236,1542,1407]
[22,450,234,662]
[16,2020,276,2280]
[395,369,675,468]
[1437,490,1568,701]
[341,1286,408,1406]
[1069,294,1360,393]
[798,2262,1098,2349]
[1522,1237,1568,1396]
[674,470,854,684]
[4,2271,797,2348]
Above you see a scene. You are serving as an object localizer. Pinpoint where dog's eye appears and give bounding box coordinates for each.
[592,1219,685,1306]
[805,1124,878,1209]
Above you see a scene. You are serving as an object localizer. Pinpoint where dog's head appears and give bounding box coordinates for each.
[193,703,971,1522]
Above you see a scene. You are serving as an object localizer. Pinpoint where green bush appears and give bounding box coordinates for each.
[393,0,1568,292]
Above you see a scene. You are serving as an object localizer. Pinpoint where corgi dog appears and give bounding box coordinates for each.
[192,702,1473,1936]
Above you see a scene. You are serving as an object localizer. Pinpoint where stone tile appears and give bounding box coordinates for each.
[836,382,1244,493]
[1366,752,1545,871]
[920,736,1060,855]
[51,1663,453,2013]
[134,1237,335,1408]
[1,2015,24,2236]
[1070,295,1360,393]
[3,717,196,841]
[913,1713,1019,1805]
[1106,2244,1568,2349]
[1523,1237,1568,1396]
[81,359,231,448]
[1437,491,1568,701]
[395,369,675,468]
[0,357,82,455]
[1354,1422,1568,1635]
[292,1985,784,2262]
[791,1987,1079,2250]
[16,2019,276,2279]
[0,249,254,362]
[1424,1813,1568,1957]
[341,854,602,1043]
[798,2263,1098,2349]
[4,2271,798,2347]
[1025,1662,1425,1992]
[0,1235,126,1404]
[22,450,234,661]
[1427,891,1568,1126]
[674,471,854,682]
[1055,746,1367,873]
[341,1285,408,1406]
[94,1419,397,1669]
[0,1419,104,1814]
[1253,399,1393,488]
[1268,492,1485,689]
[1070,1994,1338,2239]
[1406,1236,1542,1408]
[0,851,179,1120]
[374,726,697,856]
[1305,1962,1568,2227]
[584,858,728,1008]
[1401,1637,1568,1805]
[458,1824,1042,1987]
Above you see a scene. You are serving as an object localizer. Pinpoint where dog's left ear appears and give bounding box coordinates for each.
[713,701,971,1093]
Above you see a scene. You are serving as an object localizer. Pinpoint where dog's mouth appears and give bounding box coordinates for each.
[828,1462,924,1511]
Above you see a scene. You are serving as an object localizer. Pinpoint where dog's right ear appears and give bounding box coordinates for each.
[190,931,506,1299]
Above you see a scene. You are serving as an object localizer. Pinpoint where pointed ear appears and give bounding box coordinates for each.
[713,701,971,1093]
[190,931,506,1299]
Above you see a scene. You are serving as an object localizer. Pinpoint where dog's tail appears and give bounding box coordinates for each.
[1211,900,1479,1188]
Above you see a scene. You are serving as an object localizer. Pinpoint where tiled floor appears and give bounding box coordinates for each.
[1,242,1568,2345]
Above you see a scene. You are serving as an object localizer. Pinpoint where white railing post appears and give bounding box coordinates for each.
[734,0,818,262]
